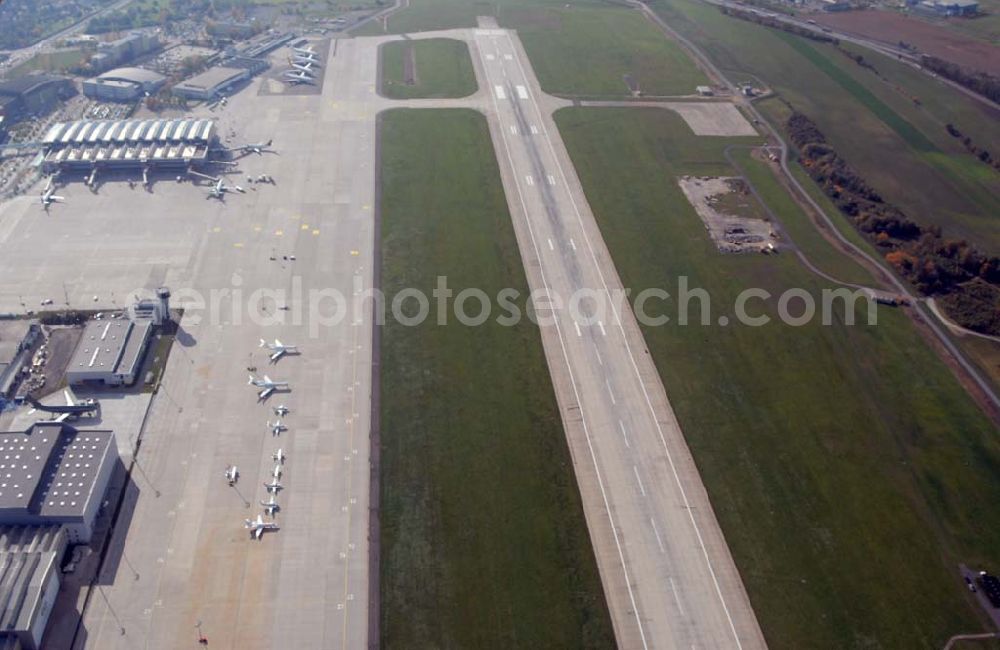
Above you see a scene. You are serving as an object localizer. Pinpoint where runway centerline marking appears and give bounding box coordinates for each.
[605,379,616,405]
[574,321,582,337]
[547,238,554,251]
[670,577,686,618]
[633,466,646,497]
[618,419,629,448]
[652,519,666,554]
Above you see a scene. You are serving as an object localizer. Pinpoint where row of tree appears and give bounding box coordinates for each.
[945,123,1000,173]
[787,112,1000,335]
[718,6,840,44]
[921,56,1000,104]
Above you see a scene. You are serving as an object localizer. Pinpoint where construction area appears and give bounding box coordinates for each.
[679,175,777,253]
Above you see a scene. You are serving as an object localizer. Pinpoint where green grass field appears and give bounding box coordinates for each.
[649,0,1000,254]
[556,106,1000,648]
[378,108,614,649]
[379,38,477,99]
[360,0,707,96]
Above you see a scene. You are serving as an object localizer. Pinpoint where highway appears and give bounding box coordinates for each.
[470,27,766,650]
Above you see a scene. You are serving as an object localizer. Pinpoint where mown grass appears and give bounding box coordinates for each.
[378,108,614,649]
[360,0,706,96]
[379,38,477,99]
[556,106,1000,649]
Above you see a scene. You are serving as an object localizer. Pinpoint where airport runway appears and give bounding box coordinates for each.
[465,28,767,649]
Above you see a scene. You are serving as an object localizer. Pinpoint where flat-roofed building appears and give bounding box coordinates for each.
[65,319,151,387]
[0,422,117,544]
[172,66,249,101]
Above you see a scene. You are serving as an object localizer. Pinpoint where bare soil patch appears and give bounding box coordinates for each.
[678,176,777,253]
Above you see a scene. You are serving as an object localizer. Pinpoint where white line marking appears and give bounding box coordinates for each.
[474,37,649,650]
[525,175,534,186]
[618,419,629,448]
[503,32,742,648]
[605,379,616,405]
[651,519,666,553]
[570,238,577,251]
[574,321,581,337]
[547,174,556,186]
[547,238,554,251]
[504,54,513,61]
[509,125,518,135]
[594,346,603,366]
[530,125,538,135]
[633,465,646,496]
[516,85,529,99]
[486,53,495,60]
[670,577,686,617]
[493,85,506,100]
[598,321,607,336]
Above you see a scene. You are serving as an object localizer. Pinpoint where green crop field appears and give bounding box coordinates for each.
[360,0,707,96]
[379,38,477,99]
[556,106,1000,648]
[378,108,614,649]
[649,0,1000,254]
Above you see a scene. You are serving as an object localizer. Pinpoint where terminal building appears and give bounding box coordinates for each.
[40,117,216,174]
[65,319,152,387]
[172,65,250,101]
[83,66,167,102]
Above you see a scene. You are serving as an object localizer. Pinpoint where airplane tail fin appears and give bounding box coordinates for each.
[248,374,255,385]
[259,338,267,348]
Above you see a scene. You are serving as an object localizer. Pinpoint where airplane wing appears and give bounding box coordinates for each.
[263,375,272,384]
[51,196,65,202]
[274,339,283,348]
[253,527,263,539]
[259,387,275,400]
[54,413,70,423]
[269,349,283,362]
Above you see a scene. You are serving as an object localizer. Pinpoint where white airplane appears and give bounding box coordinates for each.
[236,139,275,155]
[245,514,279,539]
[40,178,65,210]
[283,70,315,85]
[291,61,318,75]
[260,338,298,362]
[263,478,284,493]
[28,388,97,422]
[261,494,280,516]
[189,170,245,199]
[293,45,317,57]
[225,465,239,485]
[273,404,290,417]
[267,420,287,436]
[292,54,321,66]
[249,374,289,400]
[271,464,283,480]
[273,448,286,464]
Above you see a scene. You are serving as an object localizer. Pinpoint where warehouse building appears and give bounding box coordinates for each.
[0,422,117,544]
[83,66,167,102]
[40,117,216,174]
[0,320,41,399]
[0,74,76,122]
[172,65,249,101]
[65,319,151,387]
[0,525,67,650]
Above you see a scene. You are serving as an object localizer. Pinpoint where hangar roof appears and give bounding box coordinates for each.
[96,66,166,85]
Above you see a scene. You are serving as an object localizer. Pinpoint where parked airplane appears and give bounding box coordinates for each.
[267,420,287,436]
[283,70,315,85]
[249,374,289,400]
[293,45,317,56]
[261,494,281,516]
[271,464,283,480]
[189,170,245,199]
[291,61,318,75]
[245,514,279,539]
[292,53,321,66]
[27,388,98,421]
[40,178,65,210]
[260,338,298,362]
[236,139,275,155]
[273,448,286,464]
[225,465,239,485]
[264,478,284,493]
[273,405,290,417]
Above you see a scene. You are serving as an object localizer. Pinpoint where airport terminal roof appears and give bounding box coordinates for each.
[95,66,166,85]
[41,118,216,147]
[0,422,114,520]
[0,74,67,98]
[0,525,67,641]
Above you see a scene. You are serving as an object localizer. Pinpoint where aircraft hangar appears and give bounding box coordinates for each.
[39,117,217,174]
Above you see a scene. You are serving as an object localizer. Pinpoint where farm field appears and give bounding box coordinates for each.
[379,38,477,99]
[556,105,1000,648]
[650,0,1000,254]
[377,109,614,649]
